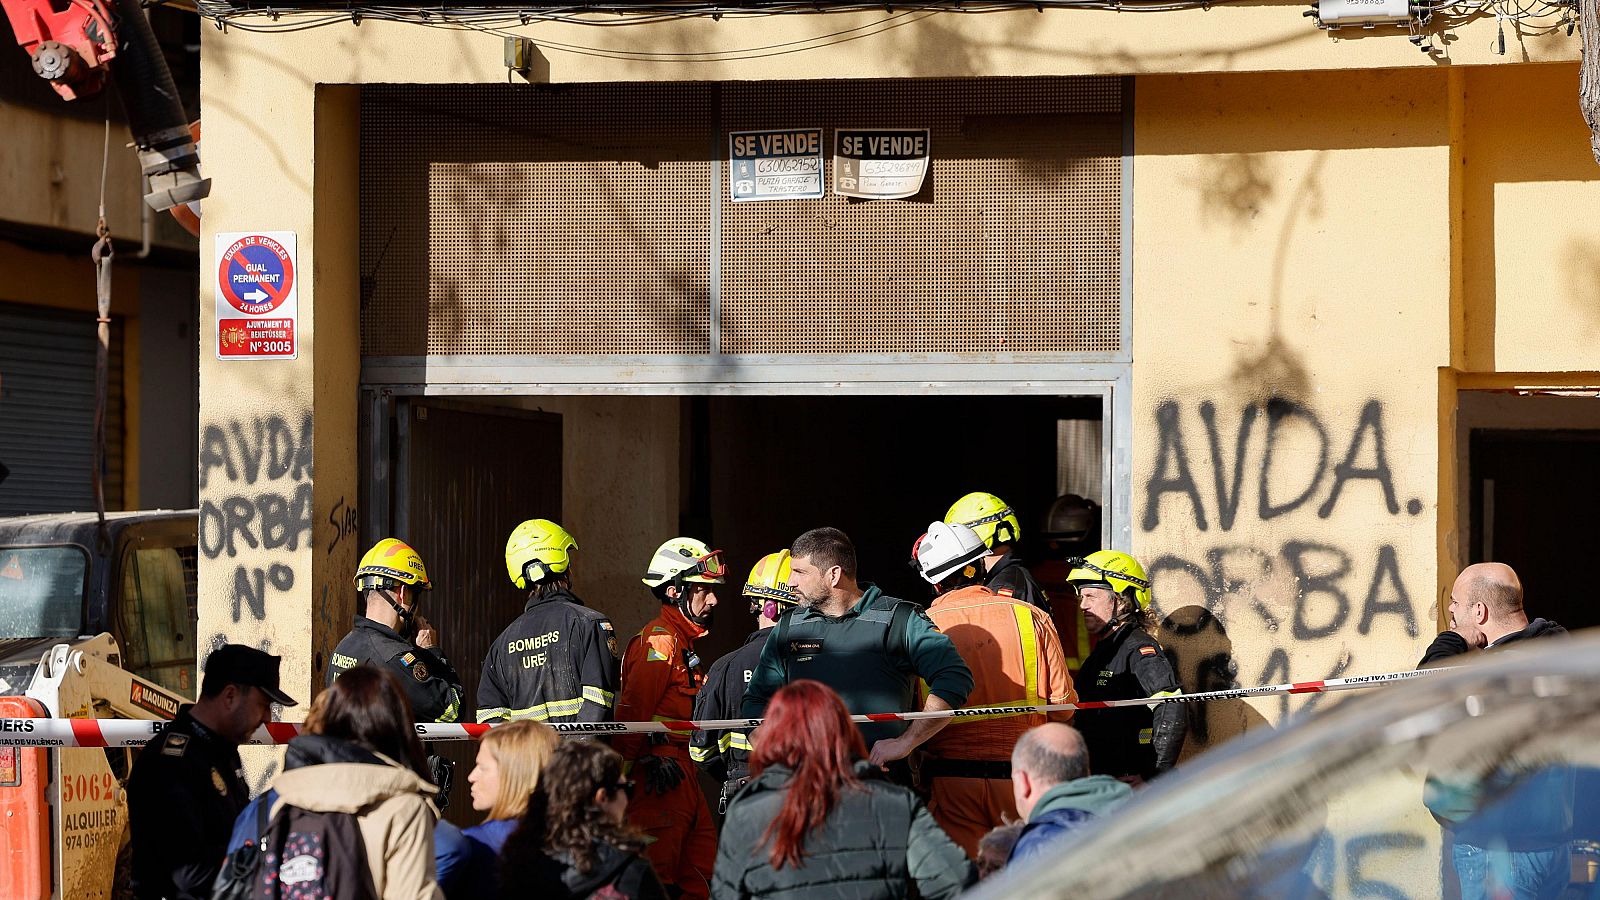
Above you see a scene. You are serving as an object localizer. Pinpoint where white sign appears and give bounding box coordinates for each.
[729,129,825,201]
[833,128,930,200]
[215,231,298,360]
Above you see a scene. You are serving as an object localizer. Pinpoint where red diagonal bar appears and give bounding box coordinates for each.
[69,718,107,748]
[1287,681,1326,694]
[265,722,301,744]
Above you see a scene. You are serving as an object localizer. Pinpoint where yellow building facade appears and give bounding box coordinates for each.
[195,12,1598,879]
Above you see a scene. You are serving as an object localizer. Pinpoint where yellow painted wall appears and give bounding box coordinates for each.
[1459,63,1600,372]
[1131,65,1453,732]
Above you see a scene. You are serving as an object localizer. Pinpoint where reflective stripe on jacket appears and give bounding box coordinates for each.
[477,587,619,724]
[615,604,706,761]
[922,584,1076,762]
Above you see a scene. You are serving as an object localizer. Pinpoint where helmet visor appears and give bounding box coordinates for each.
[690,549,728,580]
[1065,556,1151,591]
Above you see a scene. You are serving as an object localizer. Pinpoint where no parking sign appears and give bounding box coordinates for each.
[216,231,297,360]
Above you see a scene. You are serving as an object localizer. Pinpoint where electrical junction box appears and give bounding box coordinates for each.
[1315,0,1416,27]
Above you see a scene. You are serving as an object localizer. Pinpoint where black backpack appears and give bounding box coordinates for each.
[210,795,376,900]
[256,802,376,900]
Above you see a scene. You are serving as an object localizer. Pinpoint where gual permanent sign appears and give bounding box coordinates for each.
[729,129,825,201]
[216,231,297,360]
[834,128,930,200]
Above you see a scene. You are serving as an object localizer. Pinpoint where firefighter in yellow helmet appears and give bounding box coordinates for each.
[1068,550,1186,784]
[477,518,619,724]
[328,538,465,724]
[615,537,726,900]
[946,491,1051,613]
[689,550,801,813]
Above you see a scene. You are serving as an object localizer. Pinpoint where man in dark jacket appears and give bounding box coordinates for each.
[691,550,799,811]
[945,491,1051,613]
[740,528,974,768]
[329,538,465,723]
[479,518,618,723]
[1418,562,1567,666]
[128,644,295,899]
[1007,722,1132,864]
[1418,562,1572,900]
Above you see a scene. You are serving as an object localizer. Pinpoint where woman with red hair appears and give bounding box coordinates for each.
[710,680,974,899]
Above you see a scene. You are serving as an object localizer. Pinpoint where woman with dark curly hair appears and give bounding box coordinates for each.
[498,741,666,899]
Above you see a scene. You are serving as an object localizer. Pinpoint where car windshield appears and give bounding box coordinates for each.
[0,546,86,639]
[977,635,1600,900]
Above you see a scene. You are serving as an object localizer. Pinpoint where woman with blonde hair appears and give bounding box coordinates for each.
[436,719,559,897]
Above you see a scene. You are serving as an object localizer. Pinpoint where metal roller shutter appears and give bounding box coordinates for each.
[0,301,125,515]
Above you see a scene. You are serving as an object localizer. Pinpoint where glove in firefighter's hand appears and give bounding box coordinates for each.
[639,755,686,796]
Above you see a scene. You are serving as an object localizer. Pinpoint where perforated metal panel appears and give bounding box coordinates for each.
[360,78,1122,359]
[362,83,715,356]
[719,78,1123,355]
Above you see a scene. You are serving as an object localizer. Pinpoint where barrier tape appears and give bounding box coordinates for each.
[0,667,1442,748]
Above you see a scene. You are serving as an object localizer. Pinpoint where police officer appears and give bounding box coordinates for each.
[128,644,295,899]
[690,550,800,812]
[478,518,619,723]
[741,527,974,772]
[616,537,724,900]
[328,538,465,724]
[946,491,1051,613]
[1068,550,1186,784]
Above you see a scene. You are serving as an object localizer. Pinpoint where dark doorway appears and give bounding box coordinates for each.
[395,400,562,821]
[697,394,1102,663]
[1469,429,1600,633]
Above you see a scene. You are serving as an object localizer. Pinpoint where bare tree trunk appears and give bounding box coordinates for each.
[1585,0,1600,164]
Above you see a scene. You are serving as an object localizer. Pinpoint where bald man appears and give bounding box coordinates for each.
[1418,563,1567,666]
[1007,723,1132,864]
[1419,564,1573,900]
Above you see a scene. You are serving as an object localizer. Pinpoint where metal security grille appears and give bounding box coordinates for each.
[360,77,1122,359]
[362,83,715,356]
[0,301,124,515]
[719,78,1122,355]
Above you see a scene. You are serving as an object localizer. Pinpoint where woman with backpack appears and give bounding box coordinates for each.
[709,680,975,900]
[496,741,667,899]
[220,665,445,899]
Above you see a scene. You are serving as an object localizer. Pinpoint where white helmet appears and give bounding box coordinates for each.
[912,521,989,585]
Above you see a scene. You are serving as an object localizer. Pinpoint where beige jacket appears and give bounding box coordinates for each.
[270,757,444,900]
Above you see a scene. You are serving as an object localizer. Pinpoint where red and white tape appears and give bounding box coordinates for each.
[0,667,1440,748]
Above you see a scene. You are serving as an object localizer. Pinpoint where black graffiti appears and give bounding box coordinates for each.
[231,563,295,623]
[199,483,313,559]
[1144,399,1410,532]
[1150,542,1418,641]
[1259,646,1352,719]
[327,497,357,556]
[199,415,313,490]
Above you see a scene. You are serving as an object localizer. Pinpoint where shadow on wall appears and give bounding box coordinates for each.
[1157,605,1271,760]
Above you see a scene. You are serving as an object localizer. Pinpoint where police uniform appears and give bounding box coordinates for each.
[1073,622,1186,780]
[690,626,768,806]
[477,585,619,723]
[127,707,250,899]
[327,615,465,723]
[740,584,975,750]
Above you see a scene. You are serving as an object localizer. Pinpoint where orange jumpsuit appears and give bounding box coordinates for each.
[615,604,717,899]
[923,584,1076,858]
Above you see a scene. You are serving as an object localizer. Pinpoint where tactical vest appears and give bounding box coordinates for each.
[771,591,916,746]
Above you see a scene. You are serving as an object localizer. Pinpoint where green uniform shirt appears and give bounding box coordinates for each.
[739,584,974,748]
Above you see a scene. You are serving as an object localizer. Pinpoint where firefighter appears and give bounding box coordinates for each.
[945,491,1051,613]
[690,550,800,813]
[478,518,619,723]
[911,521,1077,859]
[1068,550,1186,784]
[329,538,465,724]
[615,537,725,900]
